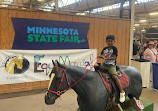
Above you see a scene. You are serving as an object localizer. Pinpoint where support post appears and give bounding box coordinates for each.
[55,0,59,12]
[29,0,33,9]
[129,0,135,66]
[120,0,126,18]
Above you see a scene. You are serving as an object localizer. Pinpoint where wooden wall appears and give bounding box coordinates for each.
[0,8,130,94]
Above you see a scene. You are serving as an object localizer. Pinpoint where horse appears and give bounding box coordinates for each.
[45,61,142,111]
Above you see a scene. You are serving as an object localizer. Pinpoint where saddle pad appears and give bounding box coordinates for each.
[99,71,129,93]
[118,72,129,89]
[98,71,112,93]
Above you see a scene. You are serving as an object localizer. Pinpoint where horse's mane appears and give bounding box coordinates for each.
[62,64,96,79]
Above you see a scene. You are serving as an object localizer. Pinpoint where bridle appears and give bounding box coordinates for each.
[47,60,97,98]
[47,65,70,98]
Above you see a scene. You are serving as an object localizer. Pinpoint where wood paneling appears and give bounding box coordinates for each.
[0,8,130,94]
[98,19,105,56]
[31,11,40,19]
[66,15,73,22]
[113,20,120,64]
[94,18,100,55]
[52,13,60,20]
[1,9,9,49]
[8,10,17,49]
[88,17,95,49]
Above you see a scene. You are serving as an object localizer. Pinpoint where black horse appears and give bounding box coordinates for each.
[45,61,142,111]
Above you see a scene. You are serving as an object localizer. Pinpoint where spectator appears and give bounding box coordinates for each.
[154,40,158,52]
[138,42,146,59]
[143,42,148,51]
[142,35,150,44]
[144,41,158,63]
[136,40,144,59]
[133,40,139,58]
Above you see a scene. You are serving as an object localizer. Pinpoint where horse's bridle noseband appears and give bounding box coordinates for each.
[47,65,71,98]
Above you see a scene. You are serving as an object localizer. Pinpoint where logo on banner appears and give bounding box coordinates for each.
[5,55,30,74]
[33,54,95,75]
[11,18,89,49]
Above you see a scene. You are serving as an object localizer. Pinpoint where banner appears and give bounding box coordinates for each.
[11,18,89,49]
[0,49,97,84]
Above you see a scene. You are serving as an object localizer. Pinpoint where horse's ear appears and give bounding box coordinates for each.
[52,60,56,66]
[56,61,60,67]
[56,61,63,67]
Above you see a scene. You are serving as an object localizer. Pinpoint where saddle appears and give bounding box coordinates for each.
[94,64,129,92]
[94,64,124,79]
[94,64,129,109]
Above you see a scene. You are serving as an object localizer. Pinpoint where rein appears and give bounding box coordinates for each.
[47,59,98,98]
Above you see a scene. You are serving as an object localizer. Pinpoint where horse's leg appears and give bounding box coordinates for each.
[77,96,86,111]
[127,87,142,100]
[127,76,142,100]
[77,96,80,110]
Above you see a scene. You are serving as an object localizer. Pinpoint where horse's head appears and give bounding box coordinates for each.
[45,60,70,105]
[15,55,23,69]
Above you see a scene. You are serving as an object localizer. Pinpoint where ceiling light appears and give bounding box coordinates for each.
[152,25,157,28]
[140,20,147,22]
[37,0,44,2]
[141,29,145,32]
[76,13,86,15]
[134,24,140,26]
[149,12,158,15]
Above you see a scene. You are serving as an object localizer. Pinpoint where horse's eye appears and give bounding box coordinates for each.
[55,77,61,80]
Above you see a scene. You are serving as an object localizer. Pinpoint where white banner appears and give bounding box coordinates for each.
[0,49,97,84]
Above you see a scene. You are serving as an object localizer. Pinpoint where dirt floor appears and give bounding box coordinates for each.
[0,88,157,111]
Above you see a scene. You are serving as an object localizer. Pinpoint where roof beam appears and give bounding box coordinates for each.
[60,0,121,12]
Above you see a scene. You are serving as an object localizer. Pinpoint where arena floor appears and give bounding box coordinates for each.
[0,88,157,111]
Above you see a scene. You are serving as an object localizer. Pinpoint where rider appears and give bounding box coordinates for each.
[99,35,125,103]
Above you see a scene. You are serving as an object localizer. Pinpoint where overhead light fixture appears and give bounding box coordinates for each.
[37,0,44,2]
[140,20,147,22]
[149,12,158,15]
[141,29,145,32]
[152,25,157,28]
[76,13,86,15]
[134,24,140,26]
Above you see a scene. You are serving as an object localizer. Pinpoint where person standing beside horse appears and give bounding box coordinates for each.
[98,35,125,103]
